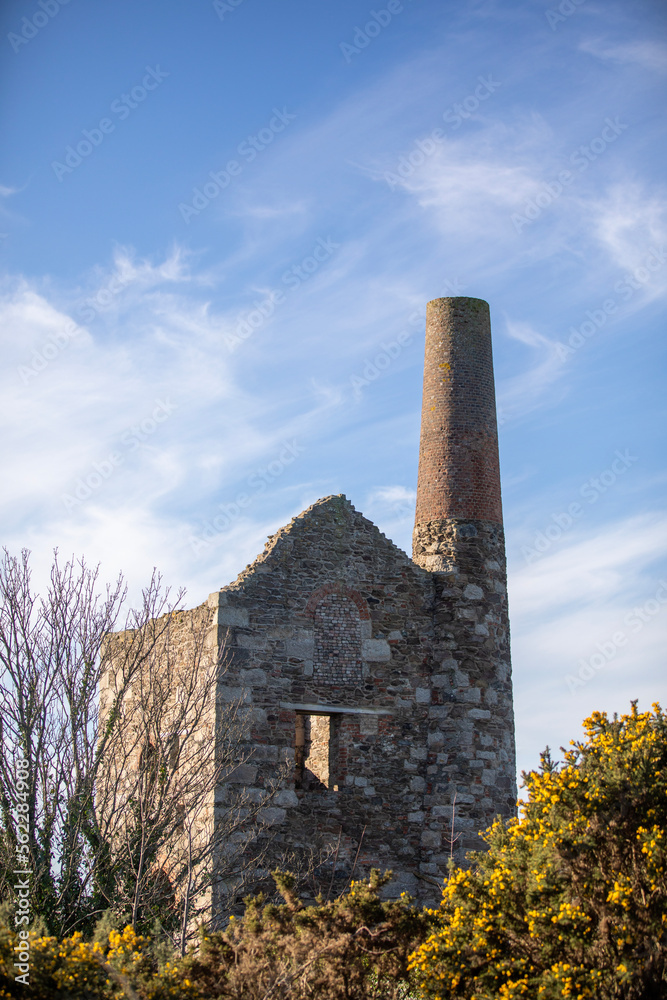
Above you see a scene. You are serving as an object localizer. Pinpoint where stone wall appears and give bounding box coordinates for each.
[100,604,219,923]
[412,517,516,854]
[207,494,436,897]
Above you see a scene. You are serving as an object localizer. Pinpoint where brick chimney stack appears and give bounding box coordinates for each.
[413,296,502,566]
[413,296,517,844]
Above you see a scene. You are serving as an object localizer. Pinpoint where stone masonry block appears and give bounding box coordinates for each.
[421,830,441,848]
[258,807,287,826]
[285,637,314,659]
[275,789,299,807]
[241,668,267,686]
[224,764,257,784]
[218,686,252,703]
[431,674,451,688]
[361,638,391,661]
[431,805,453,818]
[359,714,379,734]
[468,708,491,720]
[217,606,250,627]
[236,633,268,650]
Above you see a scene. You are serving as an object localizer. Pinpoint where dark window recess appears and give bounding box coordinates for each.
[295,713,339,791]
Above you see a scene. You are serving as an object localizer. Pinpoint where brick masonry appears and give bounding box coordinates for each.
[414,296,502,527]
[312,591,364,687]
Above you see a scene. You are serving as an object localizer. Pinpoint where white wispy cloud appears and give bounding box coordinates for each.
[361,485,417,553]
[232,200,310,221]
[367,485,417,507]
[588,182,667,277]
[496,320,568,424]
[580,38,667,74]
[1,252,312,530]
[509,511,667,620]
[509,512,667,773]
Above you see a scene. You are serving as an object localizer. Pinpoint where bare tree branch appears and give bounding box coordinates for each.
[0,549,274,946]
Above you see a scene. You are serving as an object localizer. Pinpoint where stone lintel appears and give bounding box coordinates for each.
[279,702,392,716]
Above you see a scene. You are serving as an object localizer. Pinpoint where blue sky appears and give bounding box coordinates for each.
[1,0,665,779]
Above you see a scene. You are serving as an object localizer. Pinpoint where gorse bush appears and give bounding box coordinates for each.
[0,873,428,998]
[178,868,430,999]
[0,921,193,999]
[410,702,667,999]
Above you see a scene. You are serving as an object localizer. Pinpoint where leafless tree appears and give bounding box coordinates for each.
[0,549,273,949]
[0,548,132,934]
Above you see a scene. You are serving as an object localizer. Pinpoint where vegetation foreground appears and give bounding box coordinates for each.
[1,704,665,999]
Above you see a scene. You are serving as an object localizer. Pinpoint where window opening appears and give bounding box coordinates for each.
[295,713,338,791]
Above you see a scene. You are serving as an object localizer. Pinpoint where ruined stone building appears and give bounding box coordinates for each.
[201,295,516,904]
[107,296,516,913]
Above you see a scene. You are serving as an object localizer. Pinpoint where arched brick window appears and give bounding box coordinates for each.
[307,584,368,687]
